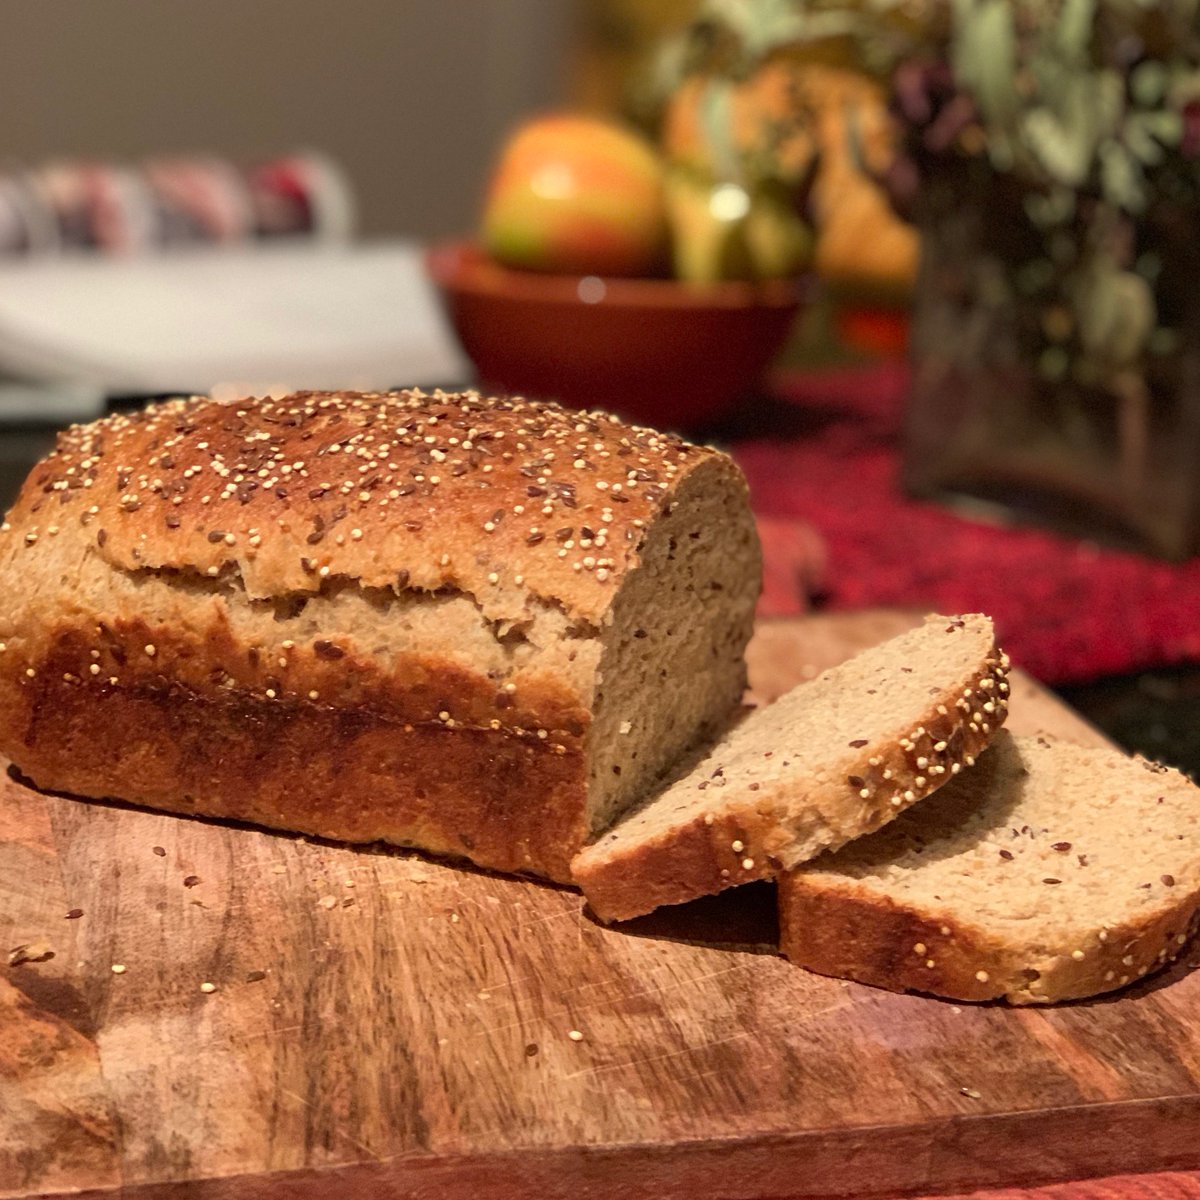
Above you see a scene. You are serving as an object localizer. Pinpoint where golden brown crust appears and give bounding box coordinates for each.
[6,389,723,623]
[779,878,1015,1003]
[575,645,1010,922]
[0,620,587,881]
[778,870,1200,1005]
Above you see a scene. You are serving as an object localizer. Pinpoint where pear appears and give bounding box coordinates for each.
[666,168,812,283]
[744,188,814,279]
[665,169,754,283]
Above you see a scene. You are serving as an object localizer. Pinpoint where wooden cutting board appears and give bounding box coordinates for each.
[3,611,1198,1200]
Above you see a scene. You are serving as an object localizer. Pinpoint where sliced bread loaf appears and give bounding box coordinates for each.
[0,390,761,883]
[778,731,1200,1004]
[574,614,1008,921]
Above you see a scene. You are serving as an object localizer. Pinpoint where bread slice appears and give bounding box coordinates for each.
[574,614,1008,921]
[779,731,1200,1004]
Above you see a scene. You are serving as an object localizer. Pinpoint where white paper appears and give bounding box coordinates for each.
[0,239,469,398]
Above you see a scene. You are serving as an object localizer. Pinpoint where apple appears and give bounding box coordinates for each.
[482,114,669,277]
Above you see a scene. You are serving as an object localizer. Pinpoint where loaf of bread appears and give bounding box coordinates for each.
[574,614,1009,921]
[0,389,761,881]
[779,731,1200,1004]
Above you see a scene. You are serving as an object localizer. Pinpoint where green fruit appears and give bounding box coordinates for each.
[665,168,811,283]
[665,171,753,283]
[744,195,813,279]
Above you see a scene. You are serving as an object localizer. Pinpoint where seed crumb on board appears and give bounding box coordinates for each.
[152,846,167,857]
[960,1087,982,1099]
[183,875,202,888]
[246,970,267,983]
[65,908,84,920]
[567,1029,585,1042]
[111,963,127,975]
[317,895,338,910]
[199,981,217,994]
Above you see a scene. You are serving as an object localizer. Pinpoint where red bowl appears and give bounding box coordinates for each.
[425,239,806,430]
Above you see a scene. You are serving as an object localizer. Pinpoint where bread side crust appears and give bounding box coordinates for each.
[575,644,1009,922]
[0,604,589,881]
[779,869,1200,1004]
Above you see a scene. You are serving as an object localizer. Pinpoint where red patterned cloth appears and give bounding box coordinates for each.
[732,363,1200,686]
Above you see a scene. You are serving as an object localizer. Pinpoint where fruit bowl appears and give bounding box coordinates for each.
[425,239,807,430]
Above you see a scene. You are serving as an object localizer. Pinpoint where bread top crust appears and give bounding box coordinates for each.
[6,389,734,624]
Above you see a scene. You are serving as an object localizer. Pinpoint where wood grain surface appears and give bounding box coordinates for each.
[2,612,1197,1200]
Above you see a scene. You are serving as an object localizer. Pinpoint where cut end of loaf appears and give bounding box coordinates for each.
[574,613,1009,922]
[780,732,1200,1004]
[585,455,761,834]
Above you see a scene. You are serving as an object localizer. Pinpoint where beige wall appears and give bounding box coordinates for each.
[0,0,576,238]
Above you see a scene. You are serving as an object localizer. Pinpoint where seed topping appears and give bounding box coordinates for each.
[18,390,702,611]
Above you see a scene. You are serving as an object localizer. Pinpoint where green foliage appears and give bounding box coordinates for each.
[658,0,1200,216]
[951,0,1017,130]
[655,0,1200,371]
